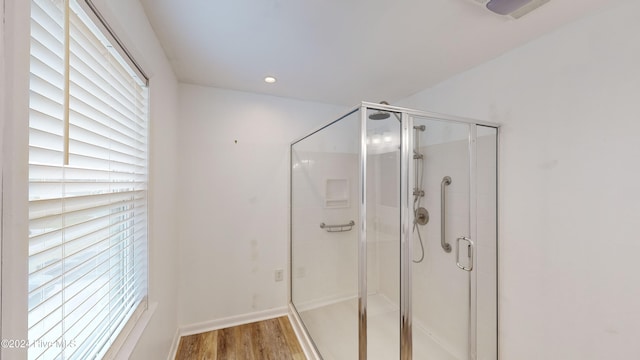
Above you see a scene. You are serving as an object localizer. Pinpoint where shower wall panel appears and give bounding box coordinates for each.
[367,152,401,304]
[290,111,361,359]
[291,150,359,306]
[411,137,470,359]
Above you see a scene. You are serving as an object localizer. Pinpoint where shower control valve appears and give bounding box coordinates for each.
[415,207,429,226]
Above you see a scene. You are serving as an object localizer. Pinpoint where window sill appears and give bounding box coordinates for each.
[105,302,158,360]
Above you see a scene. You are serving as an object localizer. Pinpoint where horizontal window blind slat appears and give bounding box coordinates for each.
[29,241,106,301]
[28,149,65,169]
[70,109,146,152]
[29,90,64,124]
[69,60,144,124]
[69,93,146,145]
[67,20,147,105]
[69,121,146,159]
[65,261,137,325]
[67,13,146,93]
[30,35,63,66]
[29,163,146,183]
[69,17,142,103]
[69,54,144,109]
[30,236,131,313]
[29,55,64,94]
[32,0,64,29]
[68,135,146,165]
[29,225,145,297]
[68,81,145,127]
[69,83,145,140]
[29,110,64,138]
[61,260,142,350]
[27,305,62,349]
[29,190,145,220]
[30,233,143,332]
[63,295,110,358]
[67,153,145,174]
[29,214,142,263]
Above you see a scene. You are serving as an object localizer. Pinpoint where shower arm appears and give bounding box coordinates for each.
[440,176,452,253]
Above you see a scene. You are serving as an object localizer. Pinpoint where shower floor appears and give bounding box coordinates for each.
[298,294,458,360]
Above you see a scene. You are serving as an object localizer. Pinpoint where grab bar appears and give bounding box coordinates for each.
[320,220,356,233]
[440,176,452,253]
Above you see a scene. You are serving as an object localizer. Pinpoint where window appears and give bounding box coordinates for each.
[28,0,149,358]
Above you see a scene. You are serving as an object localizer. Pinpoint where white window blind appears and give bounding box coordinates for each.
[28,0,149,359]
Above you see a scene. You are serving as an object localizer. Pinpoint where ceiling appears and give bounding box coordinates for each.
[139,0,615,105]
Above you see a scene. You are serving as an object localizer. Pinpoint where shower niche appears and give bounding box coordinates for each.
[325,178,350,208]
[289,102,498,360]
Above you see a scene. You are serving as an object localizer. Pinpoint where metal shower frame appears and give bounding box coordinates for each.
[288,101,499,360]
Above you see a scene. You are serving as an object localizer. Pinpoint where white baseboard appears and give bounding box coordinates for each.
[166,327,181,360]
[175,306,289,339]
[287,303,320,360]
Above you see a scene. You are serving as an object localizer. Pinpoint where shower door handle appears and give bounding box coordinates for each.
[456,237,474,272]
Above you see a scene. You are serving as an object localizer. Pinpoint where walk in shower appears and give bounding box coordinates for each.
[289,102,498,360]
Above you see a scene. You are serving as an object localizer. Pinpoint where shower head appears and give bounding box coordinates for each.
[368,101,401,122]
[368,111,391,120]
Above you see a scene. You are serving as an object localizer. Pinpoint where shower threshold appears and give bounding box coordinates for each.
[298,294,459,360]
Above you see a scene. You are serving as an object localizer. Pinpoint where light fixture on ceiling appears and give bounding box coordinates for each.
[471,0,550,19]
[264,76,277,84]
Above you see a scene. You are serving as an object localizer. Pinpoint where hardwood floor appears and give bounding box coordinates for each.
[175,316,306,360]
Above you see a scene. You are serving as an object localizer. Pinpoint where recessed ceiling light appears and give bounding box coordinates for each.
[264,76,277,84]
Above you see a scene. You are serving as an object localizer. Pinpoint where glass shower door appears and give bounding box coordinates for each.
[410,116,472,360]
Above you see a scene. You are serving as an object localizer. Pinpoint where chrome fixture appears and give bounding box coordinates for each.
[456,237,474,271]
[486,0,550,17]
[469,0,551,19]
[415,207,429,226]
[319,220,356,232]
[368,101,401,122]
[412,124,427,263]
[440,176,452,253]
[367,101,428,263]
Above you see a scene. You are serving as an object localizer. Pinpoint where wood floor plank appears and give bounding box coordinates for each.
[262,317,293,360]
[200,330,218,360]
[235,323,256,360]
[181,335,200,359]
[278,316,305,359]
[249,320,269,359]
[217,326,237,360]
[174,316,305,360]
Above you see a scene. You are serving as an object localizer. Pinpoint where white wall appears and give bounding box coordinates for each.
[400,0,640,358]
[177,84,346,327]
[1,0,180,358]
[0,0,6,339]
